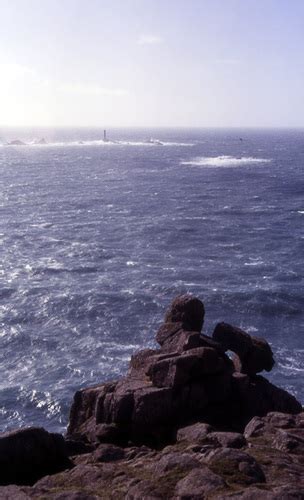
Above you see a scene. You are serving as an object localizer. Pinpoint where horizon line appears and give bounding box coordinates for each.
[1,124,304,130]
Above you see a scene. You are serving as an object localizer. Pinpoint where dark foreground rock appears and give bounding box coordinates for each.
[0,295,303,498]
[0,427,71,486]
[2,411,304,498]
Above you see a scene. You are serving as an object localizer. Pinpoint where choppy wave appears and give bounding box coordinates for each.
[0,128,303,433]
[181,155,272,167]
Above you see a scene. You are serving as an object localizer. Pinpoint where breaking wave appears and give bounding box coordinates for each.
[1,139,193,148]
[181,155,272,167]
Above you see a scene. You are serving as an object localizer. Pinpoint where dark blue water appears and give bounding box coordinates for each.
[0,128,303,433]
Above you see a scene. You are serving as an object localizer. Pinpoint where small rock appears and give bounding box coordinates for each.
[0,485,30,499]
[244,417,266,439]
[94,423,123,444]
[93,444,125,462]
[205,448,265,485]
[273,429,304,454]
[153,452,200,475]
[208,432,247,449]
[266,412,297,429]
[125,479,161,499]
[64,439,94,456]
[272,485,304,499]
[175,466,226,498]
[221,487,275,499]
[177,423,213,443]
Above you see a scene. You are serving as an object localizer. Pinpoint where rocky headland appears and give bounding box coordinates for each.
[0,295,303,499]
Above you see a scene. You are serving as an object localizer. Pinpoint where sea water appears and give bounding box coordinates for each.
[0,128,303,433]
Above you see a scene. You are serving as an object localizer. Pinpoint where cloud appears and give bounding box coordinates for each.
[137,34,163,45]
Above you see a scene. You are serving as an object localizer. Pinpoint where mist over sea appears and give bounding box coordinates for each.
[0,127,303,433]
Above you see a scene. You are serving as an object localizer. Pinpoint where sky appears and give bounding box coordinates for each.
[1,0,304,127]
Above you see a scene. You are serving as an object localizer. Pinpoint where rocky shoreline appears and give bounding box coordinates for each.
[0,295,303,499]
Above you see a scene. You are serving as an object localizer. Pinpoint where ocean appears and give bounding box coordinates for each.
[0,128,303,433]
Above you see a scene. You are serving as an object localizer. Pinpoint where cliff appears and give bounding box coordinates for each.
[0,295,303,498]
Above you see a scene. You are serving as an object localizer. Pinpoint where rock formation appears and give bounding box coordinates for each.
[7,139,27,146]
[0,294,302,498]
[67,295,301,445]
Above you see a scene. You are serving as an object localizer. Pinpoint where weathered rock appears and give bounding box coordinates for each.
[163,295,205,333]
[205,448,266,485]
[148,347,225,389]
[156,322,186,346]
[0,485,31,499]
[64,439,94,456]
[177,423,213,443]
[266,411,298,429]
[125,480,162,499]
[208,431,247,449]
[91,423,121,444]
[272,485,304,499]
[0,427,71,486]
[152,452,200,475]
[273,429,304,454]
[175,466,227,498]
[68,382,117,437]
[132,386,173,426]
[125,445,154,461]
[129,348,160,373]
[213,323,252,356]
[7,140,27,146]
[213,323,275,375]
[239,376,302,417]
[221,487,276,499]
[65,295,302,448]
[203,370,232,403]
[93,443,125,462]
[46,492,99,499]
[244,416,266,439]
[160,329,205,353]
[2,291,303,497]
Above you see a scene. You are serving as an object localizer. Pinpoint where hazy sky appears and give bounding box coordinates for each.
[1,0,304,127]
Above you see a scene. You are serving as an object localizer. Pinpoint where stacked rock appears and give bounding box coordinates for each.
[67,295,302,446]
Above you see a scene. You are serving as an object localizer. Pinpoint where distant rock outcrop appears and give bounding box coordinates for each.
[34,138,47,145]
[7,139,27,146]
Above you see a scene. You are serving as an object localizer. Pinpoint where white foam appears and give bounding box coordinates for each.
[181,155,272,167]
[1,140,194,148]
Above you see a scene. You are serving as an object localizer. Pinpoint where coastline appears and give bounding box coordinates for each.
[0,295,303,498]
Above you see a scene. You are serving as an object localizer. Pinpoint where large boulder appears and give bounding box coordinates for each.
[213,322,275,375]
[175,467,226,498]
[163,295,205,332]
[0,427,71,486]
